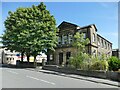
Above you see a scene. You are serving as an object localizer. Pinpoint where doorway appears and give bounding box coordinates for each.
[59,53,63,65]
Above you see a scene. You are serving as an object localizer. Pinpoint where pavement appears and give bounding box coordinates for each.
[25,66,120,87]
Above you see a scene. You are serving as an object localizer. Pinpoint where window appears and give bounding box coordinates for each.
[66,52,71,60]
[64,35,68,44]
[62,35,64,44]
[108,43,110,50]
[109,44,111,50]
[97,37,100,46]
[68,35,73,44]
[93,33,96,42]
[102,39,104,48]
[105,41,107,49]
[83,33,86,39]
[58,36,62,45]
[107,43,109,50]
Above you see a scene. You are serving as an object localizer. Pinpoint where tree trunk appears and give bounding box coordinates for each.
[27,55,30,63]
[47,54,50,64]
[47,49,50,64]
[34,56,37,68]
[21,52,24,63]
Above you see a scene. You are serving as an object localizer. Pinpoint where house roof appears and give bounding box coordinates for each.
[58,21,97,31]
[58,21,79,28]
[97,34,112,44]
[80,24,97,31]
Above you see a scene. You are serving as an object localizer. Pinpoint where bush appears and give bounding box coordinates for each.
[108,56,120,71]
[90,60,108,71]
[69,52,89,69]
[80,53,91,70]
[69,54,83,69]
[69,52,109,71]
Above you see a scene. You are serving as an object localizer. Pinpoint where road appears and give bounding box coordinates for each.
[1,66,119,88]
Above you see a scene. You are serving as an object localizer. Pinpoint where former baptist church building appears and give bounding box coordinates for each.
[47,21,112,65]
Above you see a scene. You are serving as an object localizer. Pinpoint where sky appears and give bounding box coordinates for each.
[1,2,118,49]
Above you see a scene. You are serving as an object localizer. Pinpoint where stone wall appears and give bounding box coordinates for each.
[42,65,120,82]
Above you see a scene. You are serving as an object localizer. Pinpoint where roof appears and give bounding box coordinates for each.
[58,21,79,28]
[58,21,97,32]
[97,34,112,44]
[80,24,97,31]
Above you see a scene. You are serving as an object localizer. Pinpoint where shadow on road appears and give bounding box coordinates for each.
[0,64,37,69]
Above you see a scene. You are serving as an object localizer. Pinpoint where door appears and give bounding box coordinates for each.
[59,53,63,65]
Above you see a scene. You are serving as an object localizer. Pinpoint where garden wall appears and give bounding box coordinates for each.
[42,65,120,82]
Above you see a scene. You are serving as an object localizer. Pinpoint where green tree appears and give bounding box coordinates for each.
[73,32,90,53]
[2,2,58,64]
[2,9,27,62]
[69,32,90,69]
[108,56,120,71]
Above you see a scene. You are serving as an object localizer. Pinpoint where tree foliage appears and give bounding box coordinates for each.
[73,32,90,53]
[69,32,90,69]
[108,56,120,71]
[2,2,58,62]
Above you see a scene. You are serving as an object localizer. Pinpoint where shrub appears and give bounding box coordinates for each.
[69,54,83,69]
[80,53,91,70]
[69,52,89,69]
[90,60,108,71]
[108,56,120,71]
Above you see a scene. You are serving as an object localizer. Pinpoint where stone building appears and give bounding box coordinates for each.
[48,21,112,65]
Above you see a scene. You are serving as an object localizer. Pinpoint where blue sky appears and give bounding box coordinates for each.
[1,2,118,49]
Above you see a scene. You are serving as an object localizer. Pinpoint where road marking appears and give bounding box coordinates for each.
[7,70,18,74]
[26,75,55,85]
[40,79,55,85]
[26,75,40,80]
